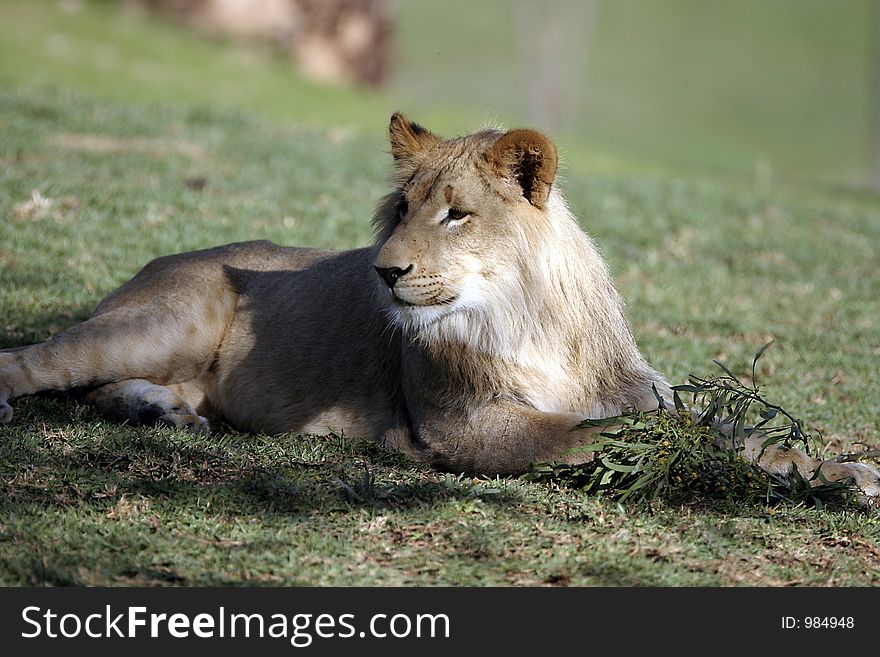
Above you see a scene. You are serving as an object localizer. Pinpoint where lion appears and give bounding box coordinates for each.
[1,113,878,503]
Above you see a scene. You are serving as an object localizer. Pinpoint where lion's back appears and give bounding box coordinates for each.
[93,240,334,316]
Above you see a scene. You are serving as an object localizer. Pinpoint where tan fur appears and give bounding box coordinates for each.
[1,114,878,505]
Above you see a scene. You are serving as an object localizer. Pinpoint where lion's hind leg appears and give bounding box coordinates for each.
[0,285,235,425]
[85,379,209,434]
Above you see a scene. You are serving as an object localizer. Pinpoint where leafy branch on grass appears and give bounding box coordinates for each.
[526,343,868,509]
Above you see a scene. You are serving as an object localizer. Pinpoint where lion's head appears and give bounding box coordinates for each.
[370,114,660,417]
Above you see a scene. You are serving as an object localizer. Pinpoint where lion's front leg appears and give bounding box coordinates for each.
[740,434,880,507]
[391,400,607,476]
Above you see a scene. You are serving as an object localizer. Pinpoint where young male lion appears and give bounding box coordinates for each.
[1,114,878,503]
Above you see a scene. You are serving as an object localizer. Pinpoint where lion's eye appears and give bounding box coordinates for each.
[396,198,408,222]
[445,208,469,223]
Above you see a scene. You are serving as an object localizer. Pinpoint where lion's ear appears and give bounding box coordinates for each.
[389,112,442,163]
[486,129,557,208]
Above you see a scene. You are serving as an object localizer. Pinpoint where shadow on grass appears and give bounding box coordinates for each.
[0,304,94,348]
[0,399,523,519]
[0,397,526,584]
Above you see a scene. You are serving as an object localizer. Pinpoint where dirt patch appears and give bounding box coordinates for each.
[105,494,151,520]
[685,554,786,585]
[9,190,80,222]
[51,132,207,159]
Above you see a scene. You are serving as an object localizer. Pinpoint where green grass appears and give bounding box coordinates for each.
[1,0,879,586]
[398,0,873,184]
[3,0,873,183]
[2,86,880,586]
[0,0,391,129]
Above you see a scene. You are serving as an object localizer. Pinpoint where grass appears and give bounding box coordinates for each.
[2,0,874,182]
[2,86,880,586]
[1,1,879,586]
[0,0,390,129]
[398,0,874,184]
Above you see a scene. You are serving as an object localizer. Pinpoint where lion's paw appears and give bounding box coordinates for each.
[1,356,15,424]
[0,399,12,424]
[155,412,210,435]
[817,461,880,509]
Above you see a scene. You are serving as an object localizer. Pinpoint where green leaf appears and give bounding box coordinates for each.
[599,469,616,487]
[628,472,659,492]
[567,443,607,455]
[672,384,704,394]
[651,383,667,410]
[712,359,741,383]
[601,438,658,450]
[673,390,686,413]
[600,457,637,473]
[751,340,775,385]
[578,417,627,429]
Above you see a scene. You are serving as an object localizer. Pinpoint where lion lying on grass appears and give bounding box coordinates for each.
[1,114,878,503]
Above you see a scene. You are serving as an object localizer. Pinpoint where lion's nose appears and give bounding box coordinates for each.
[374,264,413,288]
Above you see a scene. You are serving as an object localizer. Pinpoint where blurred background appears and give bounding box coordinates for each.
[1,0,877,189]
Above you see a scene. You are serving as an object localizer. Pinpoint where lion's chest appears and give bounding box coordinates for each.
[499,346,597,415]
